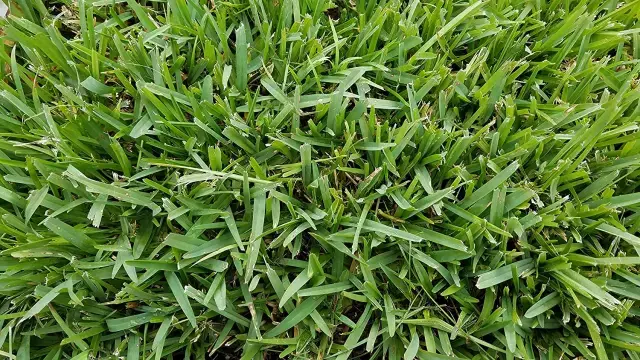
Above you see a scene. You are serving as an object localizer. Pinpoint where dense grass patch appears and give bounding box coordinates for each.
[1,0,640,359]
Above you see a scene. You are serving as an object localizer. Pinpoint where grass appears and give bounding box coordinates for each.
[0,0,640,359]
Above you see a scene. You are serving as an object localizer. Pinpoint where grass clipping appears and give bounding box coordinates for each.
[1,1,640,359]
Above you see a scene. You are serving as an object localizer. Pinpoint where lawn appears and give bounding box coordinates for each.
[1,0,640,359]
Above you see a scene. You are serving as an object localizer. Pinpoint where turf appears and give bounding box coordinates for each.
[1,0,640,359]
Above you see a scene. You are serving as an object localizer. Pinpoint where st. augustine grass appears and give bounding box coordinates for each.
[1,0,640,359]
